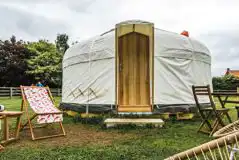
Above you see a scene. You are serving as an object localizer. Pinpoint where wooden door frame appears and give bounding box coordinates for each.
[115,22,154,112]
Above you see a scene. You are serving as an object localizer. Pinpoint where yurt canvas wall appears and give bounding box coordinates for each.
[61,20,211,114]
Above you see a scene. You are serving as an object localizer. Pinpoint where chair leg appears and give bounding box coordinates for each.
[27,118,36,140]
[210,114,226,136]
[225,112,232,123]
[235,106,239,120]
[210,120,219,136]
[215,111,226,127]
[20,114,37,131]
[211,117,220,129]
[210,112,229,136]
[15,116,22,139]
[21,114,65,140]
[198,111,213,133]
[204,111,213,130]
[59,121,66,136]
[32,122,66,140]
[198,119,213,134]
[197,121,206,133]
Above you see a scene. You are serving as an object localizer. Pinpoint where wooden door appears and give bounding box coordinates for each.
[117,32,151,112]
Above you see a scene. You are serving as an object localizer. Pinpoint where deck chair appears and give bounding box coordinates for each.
[192,85,231,136]
[213,120,239,138]
[20,86,66,140]
[0,115,4,151]
[165,131,239,160]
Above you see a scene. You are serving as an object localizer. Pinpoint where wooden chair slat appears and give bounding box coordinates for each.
[195,93,210,95]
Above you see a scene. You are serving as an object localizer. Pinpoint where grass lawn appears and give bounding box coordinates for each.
[0,96,238,160]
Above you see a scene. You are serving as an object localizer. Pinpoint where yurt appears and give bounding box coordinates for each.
[61,20,211,114]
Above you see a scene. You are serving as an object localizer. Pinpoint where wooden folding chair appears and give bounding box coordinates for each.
[20,86,66,140]
[192,85,231,136]
[165,131,239,160]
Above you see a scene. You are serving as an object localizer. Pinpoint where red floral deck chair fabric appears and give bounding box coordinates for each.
[20,86,66,140]
[23,87,63,124]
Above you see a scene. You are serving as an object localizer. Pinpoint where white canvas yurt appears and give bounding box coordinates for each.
[61,20,211,114]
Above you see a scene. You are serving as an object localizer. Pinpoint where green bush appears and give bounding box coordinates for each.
[212,74,239,90]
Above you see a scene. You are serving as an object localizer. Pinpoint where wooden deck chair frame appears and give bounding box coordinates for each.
[20,85,66,141]
[165,131,239,160]
[0,115,4,151]
[192,85,231,136]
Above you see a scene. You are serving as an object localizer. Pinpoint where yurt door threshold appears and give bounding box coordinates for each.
[115,21,154,113]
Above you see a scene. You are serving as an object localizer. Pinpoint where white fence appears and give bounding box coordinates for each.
[0,87,237,99]
[0,87,62,98]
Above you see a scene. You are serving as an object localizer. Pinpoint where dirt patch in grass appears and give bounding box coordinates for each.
[6,123,136,149]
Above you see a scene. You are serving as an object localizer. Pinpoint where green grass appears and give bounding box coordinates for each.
[0,96,238,160]
[0,121,211,160]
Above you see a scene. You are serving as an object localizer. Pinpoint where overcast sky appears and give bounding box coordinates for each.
[0,0,239,76]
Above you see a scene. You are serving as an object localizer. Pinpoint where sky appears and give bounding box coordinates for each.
[0,0,239,76]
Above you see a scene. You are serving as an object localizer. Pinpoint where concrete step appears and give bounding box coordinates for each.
[104,118,164,128]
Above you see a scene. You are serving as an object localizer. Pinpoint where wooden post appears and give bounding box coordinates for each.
[57,88,61,97]
[3,116,9,141]
[237,87,239,101]
[10,87,13,99]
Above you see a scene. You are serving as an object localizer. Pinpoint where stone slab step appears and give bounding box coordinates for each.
[104,118,164,128]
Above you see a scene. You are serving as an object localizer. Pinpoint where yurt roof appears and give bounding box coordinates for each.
[63,21,210,68]
[115,19,154,27]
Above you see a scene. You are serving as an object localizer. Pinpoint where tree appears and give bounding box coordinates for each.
[26,40,62,87]
[54,33,70,87]
[0,36,34,86]
[55,33,69,54]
